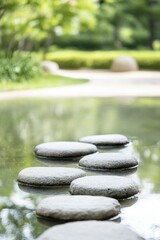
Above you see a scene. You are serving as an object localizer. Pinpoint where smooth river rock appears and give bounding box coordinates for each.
[79,134,129,148]
[79,152,138,171]
[17,167,86,187]
[35,141,97,159]
[111,55,138,72]
[70,175,139,199]
[36,195,120,221]
[37,221,144,240]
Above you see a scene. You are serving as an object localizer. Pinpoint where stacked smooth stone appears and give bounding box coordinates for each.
[17,134,143,240]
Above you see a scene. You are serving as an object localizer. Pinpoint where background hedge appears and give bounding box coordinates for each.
[46,50,160,70]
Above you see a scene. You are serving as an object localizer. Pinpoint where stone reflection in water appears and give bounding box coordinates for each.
[18,184,69,195]
[82,166,138,176]
[0,98,160,239]
[36,156,79,167]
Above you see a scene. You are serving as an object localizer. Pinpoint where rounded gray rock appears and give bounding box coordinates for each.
[36,195,120,221]
[79,152,138,171]
[37,221,144,240]
[35,141,97,159]
[70,175,139,199]
[111,55,138,72]
[79,134,129,147]
[18,167,86,187]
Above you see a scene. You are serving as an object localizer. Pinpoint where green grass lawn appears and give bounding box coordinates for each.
[0,73,88,92]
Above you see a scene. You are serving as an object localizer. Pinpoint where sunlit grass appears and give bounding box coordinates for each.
[0,73,88,92]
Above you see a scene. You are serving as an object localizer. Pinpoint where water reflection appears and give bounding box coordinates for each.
[0,98,160,239]
[81,166,138,176]
[36,156,79,167]
[121,194,160,239]
[18,184,70,195]
[120,196,139,208]
[0,184,47,240]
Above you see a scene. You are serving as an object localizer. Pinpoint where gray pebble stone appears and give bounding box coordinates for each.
[35,141,97,159]
[70,175,139,199]
[79,153,138,170]
[37,220,144,240]
[18,167,86,187]
[36,195,120,221]
[79,134,129,147]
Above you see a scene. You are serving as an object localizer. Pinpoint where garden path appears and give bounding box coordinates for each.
[0,70,160,100]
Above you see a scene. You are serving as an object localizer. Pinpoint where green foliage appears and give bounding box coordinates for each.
[53,34,111,50]
[1,0,160,52]
[0,52,40,82]
[54,0,160,50]
[0,0,97,53]
[46,50,160,70]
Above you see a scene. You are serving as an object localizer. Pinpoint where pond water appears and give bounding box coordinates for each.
[0,97,160,240]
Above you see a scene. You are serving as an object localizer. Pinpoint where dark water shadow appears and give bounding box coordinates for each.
[37,215,70,227]
[81,166,138,176]
[119,195,139,208]
[36,156,79,167]
[98,143,131,151]
[108,215,121,223]
[18,183,69,195]
[37,214,121,227]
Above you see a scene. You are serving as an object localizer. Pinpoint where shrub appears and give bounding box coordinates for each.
[53,34,112,50]
[46,50,160,70]
[0,52,40,82]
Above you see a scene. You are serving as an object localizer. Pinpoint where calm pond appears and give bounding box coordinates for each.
[0,97,160,240]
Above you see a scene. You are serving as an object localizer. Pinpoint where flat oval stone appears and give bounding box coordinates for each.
[79,134,129,147]
[70,176,139,199]
[18,167,86,187]
[79,153,138,171]
[35,141,97,159]
[36,195,120,221]
[37,221,144,240]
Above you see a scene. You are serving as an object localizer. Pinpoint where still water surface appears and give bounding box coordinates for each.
[0,98,160,240]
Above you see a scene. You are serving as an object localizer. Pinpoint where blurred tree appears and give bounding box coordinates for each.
[0,0,97,53]
[126,0,160,49]
[1,0,160,51]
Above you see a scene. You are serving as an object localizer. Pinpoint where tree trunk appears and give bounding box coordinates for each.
[148,18,155,49]
[113,14,122,49]
[146,0,155,49]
